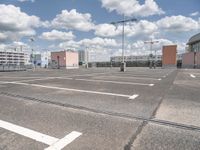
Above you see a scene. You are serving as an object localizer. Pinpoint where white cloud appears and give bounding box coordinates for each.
[59,37,119,50]
[0,4,42,42]
[59,40,81,50]
[94,23,121,37]
[156,15,199,32]
[95,20,158,39]
[39,30,75,41]
[18,0,35,2]
[51,9,95,32]
[79,37,119,47]
[100,0,164,17]
[190,11,199,17]
[125,20,158,38]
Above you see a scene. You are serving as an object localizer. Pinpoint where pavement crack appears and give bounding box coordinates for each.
[1,91,200,133]
[124,121,147,150]
[150,70,178,119]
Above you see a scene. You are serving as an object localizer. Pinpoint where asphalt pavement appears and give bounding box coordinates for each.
[0,67,199,150]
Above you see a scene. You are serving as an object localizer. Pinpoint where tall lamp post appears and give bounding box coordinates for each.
[144,39,159,69]
[111,16,137,72]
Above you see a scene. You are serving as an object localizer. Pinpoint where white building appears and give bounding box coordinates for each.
[31,51,51,68]
[78,50,89,64]
[0,50,27,65]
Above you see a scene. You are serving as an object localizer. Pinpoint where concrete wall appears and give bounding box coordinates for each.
[51,51,66,68]
[162,45,177,68]
[182,52,200,68]
[197,52,200,68]
[51,51,79,69]
[66,52,79,69]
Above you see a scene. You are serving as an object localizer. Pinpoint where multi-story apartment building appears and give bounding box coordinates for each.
[0,50,26,65]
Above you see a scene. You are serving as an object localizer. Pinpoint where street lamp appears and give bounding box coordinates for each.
[144,39,159,69]
[111,16,137,72]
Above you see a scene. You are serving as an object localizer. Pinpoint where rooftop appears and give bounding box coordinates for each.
[187,32,200,45]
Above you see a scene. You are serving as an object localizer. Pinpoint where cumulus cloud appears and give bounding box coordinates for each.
[18,0,35,2]
[95,20,158,39]
[156,15,199,32]
[100,0,164,17]
[39,30,75,41]
[59,37,119,50]
[51,9,95,32]
[79,37,119,47]
[124,20,158,38]
[0,4,43,42]
[95,23,121,37]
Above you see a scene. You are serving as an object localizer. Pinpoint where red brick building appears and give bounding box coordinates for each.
[162,45,177,68]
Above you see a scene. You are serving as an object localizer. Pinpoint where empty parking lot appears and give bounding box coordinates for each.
[0,68,200,150]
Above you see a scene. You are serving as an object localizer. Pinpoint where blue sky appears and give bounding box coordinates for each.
[0,0,200,61]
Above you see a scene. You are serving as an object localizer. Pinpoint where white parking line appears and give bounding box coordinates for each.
[97,75,161,81]
[0,120,82,150]
[75,78,154,86]
[190,74,196,78]
[0,76,44,79]
[4,72,110,83]
[17,77,73,83]
[1,81,139,100]
[0,120,58,145]
[45,131,82,150]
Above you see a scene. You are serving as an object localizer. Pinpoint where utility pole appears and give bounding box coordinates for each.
[111,16,137,72]
[144,39,159,69]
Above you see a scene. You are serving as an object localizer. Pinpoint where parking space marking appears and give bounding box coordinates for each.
[0,76,44,79]
[0,120,82,150]
[74,78,154,86]
[129,94,139,100]
[16,77,73,83]
[45,131,82,150]
[0,119,58,145]
[0,72,110,83]
[96,75,162,81]
[190,74,196,78]
[1,81,139,100]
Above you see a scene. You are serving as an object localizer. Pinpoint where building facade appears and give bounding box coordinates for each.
[51,50,79,69]
[78,50,89,65]
[162,45,177,68]
[31,51,51,68]
[0,50,26,65]
[187,32,200,52]
[182,32,200,68]
[110,55,162,62]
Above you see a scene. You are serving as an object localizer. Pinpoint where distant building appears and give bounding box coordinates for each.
[51,50,79,69]
[162,45,177,68]
[31,51,51,68]
[0,50,26,65]
[182,32,200,68]
[78,50,89,65]
[110,55,162,62]
[187,32,200,52]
